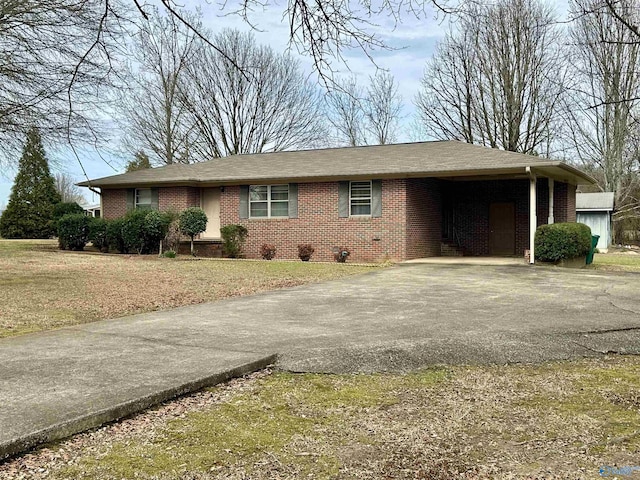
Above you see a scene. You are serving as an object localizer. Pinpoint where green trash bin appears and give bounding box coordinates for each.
[586,235,600,265]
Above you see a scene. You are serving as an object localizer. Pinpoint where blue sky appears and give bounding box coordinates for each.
[0,0,570,207]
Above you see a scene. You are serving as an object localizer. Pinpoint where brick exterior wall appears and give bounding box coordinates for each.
[405,178,442,258]
[101,189,128,220]
[101,187,200,220]
[554,182,576,223]
[158,187,200,212]
[100,178,578,261]
[445,179,529,256]
[220,180,408,262]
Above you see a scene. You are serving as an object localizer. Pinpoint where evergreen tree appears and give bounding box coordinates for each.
[0,128,62,238]
[126,151,152,172]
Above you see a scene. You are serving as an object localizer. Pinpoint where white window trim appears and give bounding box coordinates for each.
[349,180,372,217]
[135,188,152,209]
[249,184,289,218]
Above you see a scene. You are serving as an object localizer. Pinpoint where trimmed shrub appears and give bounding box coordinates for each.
[89,217,109,252]
[260,244,277,260]
[121,209,171,255]
[121,209,148,254]
[220,224,248,258]
[162,250,177,258]
[143,210,171,253]
[53,203,86,248]
[106,218,127,253]
[334,247,351,263]
[179,207,208,256]
[535,222,592,262]
[298,244,314,261]
[57,214,91,251]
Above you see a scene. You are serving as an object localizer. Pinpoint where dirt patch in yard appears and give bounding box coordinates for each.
[2,356,639,479]
[0,240,380,337]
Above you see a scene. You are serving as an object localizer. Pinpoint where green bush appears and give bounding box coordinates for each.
[106,218,127,253]
[89,217,109,252]
[121,209,171,255]
[220,224,248,258]
[179,207,208,256]
[535,222,592,262]
[53,202,84,221]
[57,214,91,251]
[162,250,177,258]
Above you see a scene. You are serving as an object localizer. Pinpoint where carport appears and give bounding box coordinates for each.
[432,163,595,263]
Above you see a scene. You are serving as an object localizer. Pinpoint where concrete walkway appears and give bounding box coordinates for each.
[2,263,640,460]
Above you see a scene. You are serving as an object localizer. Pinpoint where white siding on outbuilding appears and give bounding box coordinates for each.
[577,211,611,250]
[576,192,614,251]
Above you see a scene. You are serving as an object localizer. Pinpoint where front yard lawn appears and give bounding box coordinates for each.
[0,240,381,338]
[2,355,639,479]
[592,252,640,272]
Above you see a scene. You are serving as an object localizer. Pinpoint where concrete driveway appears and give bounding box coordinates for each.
[2,263,640,459]
[74,262,640,372]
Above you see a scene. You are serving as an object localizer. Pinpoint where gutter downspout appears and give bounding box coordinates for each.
[526,167,537,265]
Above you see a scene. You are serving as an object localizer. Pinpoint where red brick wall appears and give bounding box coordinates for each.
[554,182,576,223]
[101,178,579,260]
[101,187,200,219]
[446,180,530,256]
[406,178,442,258]
[158,187,200,212]
[220,180,408,262]
[101,189,127,219]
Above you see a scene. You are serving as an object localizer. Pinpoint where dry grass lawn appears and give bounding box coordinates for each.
[0,240,380,338]
[592,252,640,272]
[2,356,639,479]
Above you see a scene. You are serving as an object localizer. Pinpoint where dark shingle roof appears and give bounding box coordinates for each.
[79,141,595,187]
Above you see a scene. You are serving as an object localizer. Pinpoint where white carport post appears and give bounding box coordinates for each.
[526,167,537,265]
[548,178,554,225]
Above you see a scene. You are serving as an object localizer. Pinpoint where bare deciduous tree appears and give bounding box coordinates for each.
[119,8,201,165]
[0,0,124,164]
[566,0,640,236]
[325,76,367,147]
[326,72,402,146]
[55,172,86,204]
[364,72,402,145]
[181,29,328,157]
[415,0,566,155]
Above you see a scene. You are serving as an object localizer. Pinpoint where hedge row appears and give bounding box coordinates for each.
[57,210,174,254]
[57,208,209,255]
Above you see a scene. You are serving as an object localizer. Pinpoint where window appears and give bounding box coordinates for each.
[135,188,152,210]
[350,181,372,216]
[249,185,289,218]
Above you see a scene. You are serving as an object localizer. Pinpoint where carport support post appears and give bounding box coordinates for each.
[528,168,537,264]
[548,178,554,224]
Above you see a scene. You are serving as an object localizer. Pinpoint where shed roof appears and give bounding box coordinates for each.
[576,192,615,211]
[79,141,595,188]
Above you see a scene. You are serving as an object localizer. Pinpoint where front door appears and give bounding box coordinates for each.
[201,188,221,238]
[489,202,515,255]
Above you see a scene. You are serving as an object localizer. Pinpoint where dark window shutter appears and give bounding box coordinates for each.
[126,189,135,211]
[150,188,159,210]
[338,181,350,217]
[239,185,249,219]
[371,180,382,218]
[288,183,298,218]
